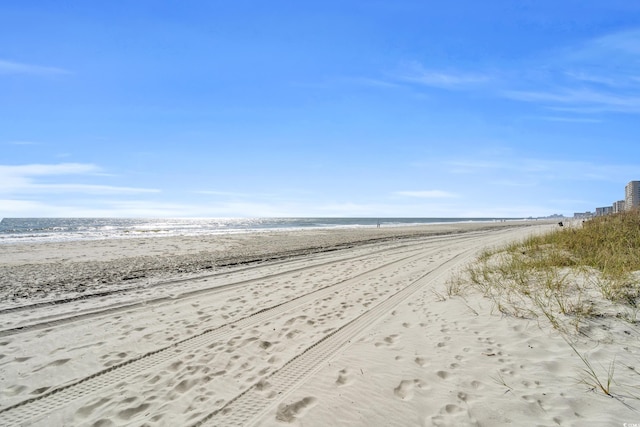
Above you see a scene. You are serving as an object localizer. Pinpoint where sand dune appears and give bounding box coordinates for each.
[1,221,637,426]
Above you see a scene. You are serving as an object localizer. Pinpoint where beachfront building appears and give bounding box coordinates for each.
[595,206,613,216]
[613,200,625,213]
[625,181,640,211]
[573,211,593,219]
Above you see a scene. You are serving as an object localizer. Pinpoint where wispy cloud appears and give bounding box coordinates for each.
[0,163,98,176]
[395,190,457,198]
[0,199,186,218]
[563,71,620,87]
[446,157,638,184]
[502,29,640,114]
[349,77,404,89]
[0,163,159,195]
[395,62,489,90]
[504,88,640,113]
[532,116,602,123]
[193,190,253,197]
[0,59,70,76]
[24,184,160,194]
[389,29,640,116]
[583,28,640,57]
[404,72,488,88]
[6,140,39,145]
[192,190,290,201]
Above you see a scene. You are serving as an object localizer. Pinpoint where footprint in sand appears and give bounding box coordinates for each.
[75,397,111,420]
[285,329,301,339]
[117,402,150,421]
[258,340,273,350]
[436,370,450,380]
[174,378,198,393]
[255,379,278,399]
[469,380,483,389]
[275,397,317,422]
[335,368,354,386]
[3,384,27,397]
[374,334,399,347]
[393,379,424,400]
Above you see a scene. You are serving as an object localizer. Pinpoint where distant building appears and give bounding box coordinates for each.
[625,181,640,210]
[574,211,593,219]
[595,207,613,216]
[613,200,625,213]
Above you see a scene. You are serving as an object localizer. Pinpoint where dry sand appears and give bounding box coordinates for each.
[0,221,638,426]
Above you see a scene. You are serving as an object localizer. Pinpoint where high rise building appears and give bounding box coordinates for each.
[625,181,640,210]
[613,200,625,213]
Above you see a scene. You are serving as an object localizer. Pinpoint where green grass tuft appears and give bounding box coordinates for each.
[451,210,640,399]
[459,210,640,325]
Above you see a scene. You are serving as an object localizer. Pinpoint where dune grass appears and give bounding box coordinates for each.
[455,210,640,327]
[448,210,640,399]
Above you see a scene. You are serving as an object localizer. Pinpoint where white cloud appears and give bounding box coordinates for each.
[350,77,404,89]
[445,156,639,186]
[389,29,640,116]
[0,192,561,219]
[503,88,640,113]
[395,190,457,198]
[0,163,99,193]
[395,62,489,89]
[0,59,69,76]
[0,163,99,176]
[24,184,160,194]
[0,199,49,216]
[0,199,185,218]
[193,190,255,197]
[532,116,602,123]
[91,201,202,218]
[499,28,640,115]
[404,72,487,88]
[0,163,159,196]
[6,140,38,146]
[563,71,619,87]
[589,28,640,56]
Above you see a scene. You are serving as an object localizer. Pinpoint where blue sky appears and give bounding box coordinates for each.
[2,1,639,218]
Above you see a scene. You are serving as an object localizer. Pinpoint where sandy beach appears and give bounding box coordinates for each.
[1,220,638,426]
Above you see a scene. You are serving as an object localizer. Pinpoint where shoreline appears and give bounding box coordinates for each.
[0,217,543,245]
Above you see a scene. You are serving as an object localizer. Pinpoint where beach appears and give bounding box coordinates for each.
[1,220,637,426]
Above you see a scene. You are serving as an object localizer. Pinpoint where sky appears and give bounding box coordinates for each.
[2,1,640,218]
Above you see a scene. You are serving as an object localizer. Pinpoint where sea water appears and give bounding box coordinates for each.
[0,217,520,244]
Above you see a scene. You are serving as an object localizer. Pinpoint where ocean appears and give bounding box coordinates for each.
[0,217,521,244]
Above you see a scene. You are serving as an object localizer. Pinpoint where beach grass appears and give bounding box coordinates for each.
[449,210,640,399]
[456,210,640,327]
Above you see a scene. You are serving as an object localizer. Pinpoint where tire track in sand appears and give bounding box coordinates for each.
[0,237,437,337]
[0,232,481,319]
[0,239,453,426]
[193,246,477,427]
